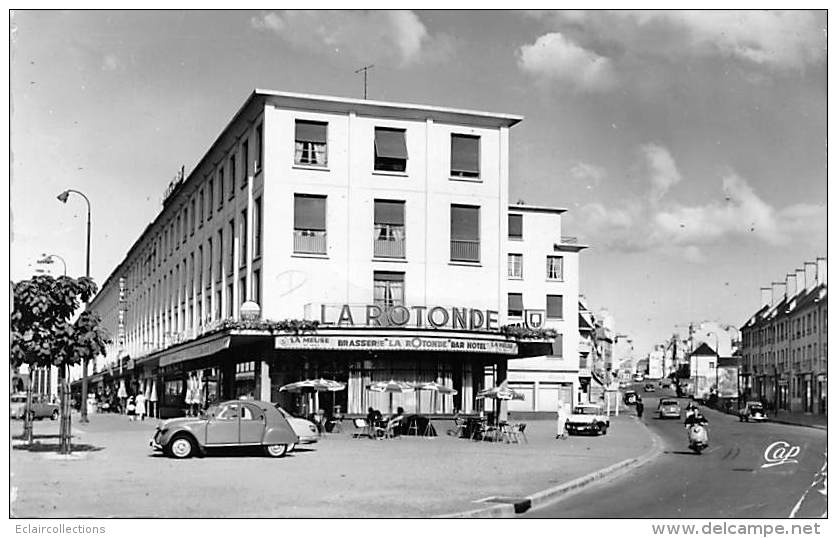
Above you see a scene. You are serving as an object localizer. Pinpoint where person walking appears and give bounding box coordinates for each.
[135,391,146,421]
[555,400,568,439]
[636,395,645,420]
[126,396,136,421]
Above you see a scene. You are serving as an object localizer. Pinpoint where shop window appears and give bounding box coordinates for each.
[373,271,404,309]
[295,120,328,166]
[374,127,407,172]
[508,293,523,318]
[164,379,184,406]
[450,134,480,178]
[450,204,480,262]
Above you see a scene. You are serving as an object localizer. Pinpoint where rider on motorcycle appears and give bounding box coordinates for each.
[684,410,708,427]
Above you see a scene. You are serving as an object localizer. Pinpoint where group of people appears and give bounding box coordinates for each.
[366,406,405,437]
[125,393,147,421]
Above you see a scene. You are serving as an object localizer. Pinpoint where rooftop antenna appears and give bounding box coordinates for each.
[354,64,374,99]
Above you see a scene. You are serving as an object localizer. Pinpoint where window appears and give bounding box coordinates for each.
[218,169,225,208]
[546,295,564,319]
[182,207,188,242]
[450,134,480,178]
[547,256,564,281]
[508,293,523,318]
[450,204,480,262]
[253,269,261,305]
[295,120,327,166]
[190,198,196,235]
[197,246,203,286]
[373,272,404,309]
[551,334,564,358]
[255,124,263,172]
[254,196,262,258]
[227,220,235,274]
[374,127,407,172]
[207,238,213,282]
[198,189,204,225]
[207,179,214,218]
[508,214,522,240]
[214,289,221,320]
[175,215,181,248]
[508,254,523,279]
[216,403,239,421]
[239,276,246,306]
[374,200,405,258]
[239,210,247,267]
[228,155,236,199]
[241,140,249,189]
[216,229,223,282]
[293,194,327,255]
[226,283,233,318]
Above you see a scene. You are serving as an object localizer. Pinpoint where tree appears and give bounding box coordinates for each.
[10,275,110,452]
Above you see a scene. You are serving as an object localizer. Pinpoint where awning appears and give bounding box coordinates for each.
[159,335,231,368]
[295,121,327,143]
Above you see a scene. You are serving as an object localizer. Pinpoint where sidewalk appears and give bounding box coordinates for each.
[11,412,656,518]
[768,409,828,430]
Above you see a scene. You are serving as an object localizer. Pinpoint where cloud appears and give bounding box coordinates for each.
[525,10,825,71]
[573,147,825,262]
[570,162,607,189]
[250,10,441,67]
[101,54,121,72]
[640,143,683,201]
[518,32,616,92]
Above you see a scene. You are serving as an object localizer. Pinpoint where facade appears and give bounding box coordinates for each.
[505,205,586,413]
[740,258,827,415]
[647,345,665,379]
[79,90,572,418]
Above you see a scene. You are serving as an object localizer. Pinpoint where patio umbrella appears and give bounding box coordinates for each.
[280,378,346,415]
[117,379,127,398]
[366,380,414,415]
[476,380,523,424]
[411,381,458,414]
[149,381,158,402]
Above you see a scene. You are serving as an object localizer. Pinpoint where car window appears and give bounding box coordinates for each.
[240,404,263,421]
[216,404,239,420]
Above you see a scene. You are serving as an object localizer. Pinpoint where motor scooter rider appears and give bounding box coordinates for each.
[684,409,708,427]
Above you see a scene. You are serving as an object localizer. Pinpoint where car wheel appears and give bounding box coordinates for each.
[167,435,195,459]
[51,410,59,421]
[264,444,288,458]
[288,443,297,452]
[590,423,600,435]
[600,424,608,436]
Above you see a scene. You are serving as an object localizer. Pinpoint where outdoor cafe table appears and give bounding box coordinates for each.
[404,415,436,437]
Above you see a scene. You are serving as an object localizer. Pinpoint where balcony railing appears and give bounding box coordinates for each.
[373,225,405,258]
[294,230,327,255]
[450,239,480,262]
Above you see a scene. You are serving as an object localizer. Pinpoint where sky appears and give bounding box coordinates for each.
[9,9,828,358]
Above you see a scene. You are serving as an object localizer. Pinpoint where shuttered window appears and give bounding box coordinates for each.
[508,293,523,318]
[450,204,480,262]
[374,200,405,226]
[294,194,327,231]
[374,127,407,172]
[450,134,480,178]
[547,295,564,319]
[508,214,522,239]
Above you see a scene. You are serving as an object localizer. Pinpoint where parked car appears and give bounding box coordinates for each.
[738,401,768,422]
[150,399,299,459]
[643,383,656,392]
[275,405,319,448]
[657,398,682,419]
[623,390,638,405]
[565,404,610,436]
[10,393,59,420]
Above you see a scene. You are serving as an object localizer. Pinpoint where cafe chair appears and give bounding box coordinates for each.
[383,417,403,439]
[512,423,528,444]
[352,418,374,439]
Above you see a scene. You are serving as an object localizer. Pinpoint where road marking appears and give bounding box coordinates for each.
[789,451,827,518]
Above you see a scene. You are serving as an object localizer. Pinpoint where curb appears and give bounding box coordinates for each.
[768,419,827,431]
[437,419,665,518]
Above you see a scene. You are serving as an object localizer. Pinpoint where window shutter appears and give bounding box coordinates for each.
[508,293,523,312]
[374,271,404,282]
[451,134,480,174]
[508,214,522,238]
[295,121,327,143]
[451,205,480,240]
[547,295,564,319]
[374,200,405,226]
[294,195,326,231]
[374,128,408,159]
[551,334,564,357]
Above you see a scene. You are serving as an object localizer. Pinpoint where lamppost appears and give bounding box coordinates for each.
[37,253,67,276]
[57,189,91,423]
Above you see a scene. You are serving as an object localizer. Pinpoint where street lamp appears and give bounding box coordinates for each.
[37,253,67,276]
[57,188,91,423]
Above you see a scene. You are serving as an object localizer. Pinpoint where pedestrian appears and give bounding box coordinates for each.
[555,400,568,439]
[135,391,146,421]
[126,396,136,421]
[636,396,644,419]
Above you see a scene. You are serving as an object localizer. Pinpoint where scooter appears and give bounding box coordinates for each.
[687,423,709,454]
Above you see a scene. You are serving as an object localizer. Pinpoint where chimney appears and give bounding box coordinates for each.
[804,262,817,291]
[771,282,786,306]
[816,257,827,287]
[795,269,805,296]
[785,274,797,297]
[761,287,772,307]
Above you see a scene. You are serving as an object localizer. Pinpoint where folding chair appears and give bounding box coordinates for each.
[406,418,419,437]
[383,418,403,439]
[352,418,374,438]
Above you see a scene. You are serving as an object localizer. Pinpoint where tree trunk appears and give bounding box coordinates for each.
[58,364,72,455]
[23,371,34,444]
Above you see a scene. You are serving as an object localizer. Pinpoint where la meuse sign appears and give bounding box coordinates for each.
[318,304,500,331]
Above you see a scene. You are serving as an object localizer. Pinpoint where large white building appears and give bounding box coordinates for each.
[80,90,582,418]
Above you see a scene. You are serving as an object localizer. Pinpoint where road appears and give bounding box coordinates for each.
[524,386,827,518]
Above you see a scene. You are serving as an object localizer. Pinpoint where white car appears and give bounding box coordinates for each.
[565,404,610,436]
[275,405,319,448]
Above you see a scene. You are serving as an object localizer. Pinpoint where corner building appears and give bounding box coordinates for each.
[85,90,570,418]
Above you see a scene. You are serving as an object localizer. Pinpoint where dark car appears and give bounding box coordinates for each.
[738,401,767,422]
[10,393,59,420]
[623,390,638,405]
[150,399,299,459]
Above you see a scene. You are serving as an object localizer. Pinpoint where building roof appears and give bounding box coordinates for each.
[691,342,717,356]
[508,204,567,214]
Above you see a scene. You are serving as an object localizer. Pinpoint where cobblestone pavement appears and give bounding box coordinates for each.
[11,411,654,518]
